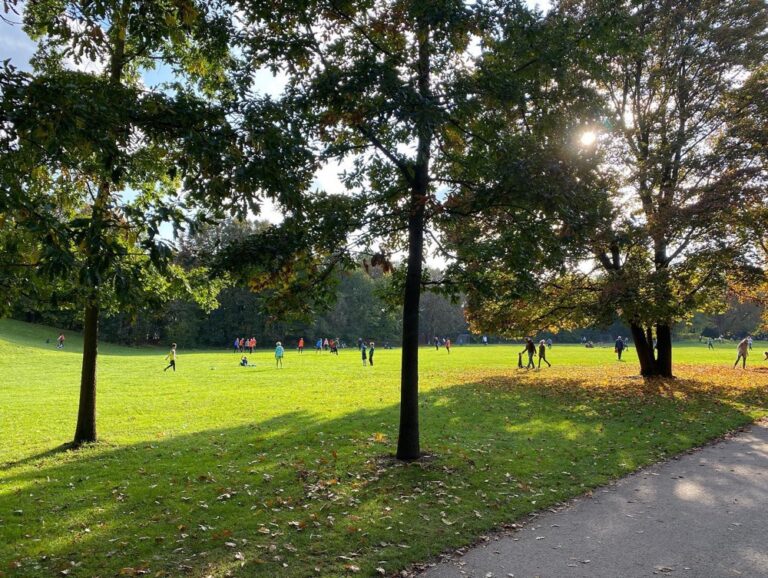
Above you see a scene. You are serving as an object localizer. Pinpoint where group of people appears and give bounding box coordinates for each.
[733,336,768,368]
[233,337,257,354]
[312,337,340,354]
[433,336,452,352]
[519,338,551,369]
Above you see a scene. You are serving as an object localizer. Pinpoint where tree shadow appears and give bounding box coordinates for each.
[1,373,765,577]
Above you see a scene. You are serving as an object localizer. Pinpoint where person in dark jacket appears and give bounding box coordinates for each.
[520,338,536,369]
[615,336,625,360]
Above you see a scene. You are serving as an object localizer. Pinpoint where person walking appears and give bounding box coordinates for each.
[520,338,536,369]
[734,337,749,369]
[615,335,625,360]
[275,341,284,368]
[368,341,375,366]
[56,333,65,349]
[248,337,255,354]
[164,343,177,372]
[445,338,451,354]
[538,339,551,368]
[239,337,245,353]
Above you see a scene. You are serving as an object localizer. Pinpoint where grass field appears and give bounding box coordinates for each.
[1,319,767,577]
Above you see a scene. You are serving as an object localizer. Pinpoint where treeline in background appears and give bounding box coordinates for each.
[10,221,764,349]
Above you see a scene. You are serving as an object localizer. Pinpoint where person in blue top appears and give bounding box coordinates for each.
[615,335,625,360]
[315,338,323,353]
[361,341,368,366]
[275,341,285,368]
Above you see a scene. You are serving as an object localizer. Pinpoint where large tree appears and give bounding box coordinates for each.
[231,0,615,458]
[458,0,768,377]
[0,0,233,445]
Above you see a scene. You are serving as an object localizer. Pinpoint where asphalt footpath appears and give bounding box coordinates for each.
[421,422,768,578]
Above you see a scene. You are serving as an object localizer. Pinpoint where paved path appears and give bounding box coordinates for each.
[422,423,768,578]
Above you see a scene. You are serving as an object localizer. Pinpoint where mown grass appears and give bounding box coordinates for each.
[1,319,767,577]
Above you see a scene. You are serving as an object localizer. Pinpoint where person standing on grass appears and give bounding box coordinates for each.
[520,338,536,369]
[615,335,625,360]
[275,341,284,368]
[734,337,749,369]
[445,338,451,353]
[482,335,488,346]
[361,341,368,366]
[538,340,551,369]
[368,341,375,366]
[56,333,65,349]
[707,336,714,350]
[233,337,239,353]
[164,343,177,372]
[546,338,552,349]
[298,337,304,354]
[316,338,323,353]
[747,336,753,350]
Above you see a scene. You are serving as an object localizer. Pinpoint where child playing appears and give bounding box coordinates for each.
[361,341,368,366]
[164,343,177,372]
[275,341,284,368]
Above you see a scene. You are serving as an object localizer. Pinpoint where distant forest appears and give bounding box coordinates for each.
[12,219,766,349]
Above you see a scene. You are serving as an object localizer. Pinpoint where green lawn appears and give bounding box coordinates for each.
[1,319,767,577]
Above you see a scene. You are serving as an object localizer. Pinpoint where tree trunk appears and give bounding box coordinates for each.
[396,190,426,461]
[73,301,99,445]
[396,19,431,462]
[655,323,673,377]
[71,1,128,447]
[630,322,659,377]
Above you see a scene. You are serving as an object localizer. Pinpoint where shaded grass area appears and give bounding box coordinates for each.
[1,319,767,577]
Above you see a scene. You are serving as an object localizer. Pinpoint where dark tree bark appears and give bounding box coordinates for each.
[73,301,99,445]
[655,323,673,377]
[629,322,674,377]
[630,322,657,376]
[397,189,426,460]
[396,21,431,461]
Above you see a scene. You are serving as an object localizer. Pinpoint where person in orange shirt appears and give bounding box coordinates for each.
[298,337,304,354]
[249,337,256,354]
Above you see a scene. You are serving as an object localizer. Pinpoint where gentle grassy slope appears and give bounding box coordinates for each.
[1,319,767,577]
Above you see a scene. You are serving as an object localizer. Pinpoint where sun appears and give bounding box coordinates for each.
[579,130,597,146]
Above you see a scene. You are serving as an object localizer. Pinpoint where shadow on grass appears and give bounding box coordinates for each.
[1,373,766,577]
